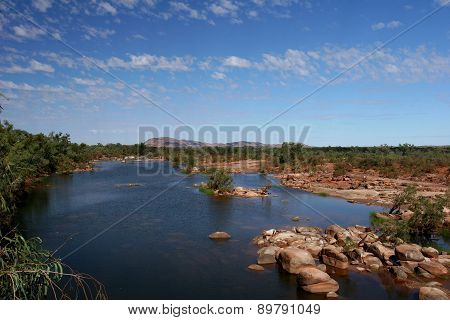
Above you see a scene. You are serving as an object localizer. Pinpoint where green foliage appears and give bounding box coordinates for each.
[0,231,106,300]
[371,187,449,242]
[333,161,352,177]
[389,185,417,214]
[206,169,233,192]
[343,237,357,253]
[318,192,329,197]
[199,185,214,195]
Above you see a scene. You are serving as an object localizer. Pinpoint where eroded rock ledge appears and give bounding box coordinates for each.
[251,224,449,299]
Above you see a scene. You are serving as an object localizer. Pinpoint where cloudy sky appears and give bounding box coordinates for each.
[0,0,449,146]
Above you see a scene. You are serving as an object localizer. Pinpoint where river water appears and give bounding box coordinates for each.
[18,161,426,299]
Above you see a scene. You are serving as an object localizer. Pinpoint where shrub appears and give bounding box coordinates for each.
[206,169,233,192]
[0,231,106,299]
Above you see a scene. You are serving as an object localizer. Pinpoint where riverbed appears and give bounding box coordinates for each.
[18,161,428,299]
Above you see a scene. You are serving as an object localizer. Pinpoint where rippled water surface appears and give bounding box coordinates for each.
[19,161,427,299]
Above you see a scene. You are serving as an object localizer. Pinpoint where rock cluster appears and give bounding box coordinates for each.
[252,224,449,299]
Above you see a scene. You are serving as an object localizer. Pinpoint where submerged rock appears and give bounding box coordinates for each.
[248,264,265,271]
[301,279,339,294]
[208,231,231,240]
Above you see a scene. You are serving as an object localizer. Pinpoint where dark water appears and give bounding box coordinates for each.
[18,161,419,299]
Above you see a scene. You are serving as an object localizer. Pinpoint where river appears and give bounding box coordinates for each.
[18,161,426,299]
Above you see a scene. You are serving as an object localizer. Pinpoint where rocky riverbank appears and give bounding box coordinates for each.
[251,224,449,299]
[278,171,448,207]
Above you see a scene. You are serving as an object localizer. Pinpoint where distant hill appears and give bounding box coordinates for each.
[144,137,271,148]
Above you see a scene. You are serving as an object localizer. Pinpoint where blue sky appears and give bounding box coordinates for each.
[0,0,449,146]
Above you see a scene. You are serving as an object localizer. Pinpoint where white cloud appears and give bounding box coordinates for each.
[12,25,45,39]
[98,2,117,15]
[371,20,402,31]
[259,49,315,76]
[212,71,226,80]
[0,80,65,92]
[32,0,53,12]
[102,54,194,71]
[170,2,206,20]
[83,26,116,39]
[73,77,105,86]
[435,0,450,6]
[223,56,252,68]
[2,60,54,73]
[209,0,239,17]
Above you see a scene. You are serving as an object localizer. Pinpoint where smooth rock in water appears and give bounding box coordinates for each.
[208,231,231,240]
[389,266,408,280]
[291,216,301,222]
[296,265,332,285]
[418,261,448,276]
[321,245,349,269]
[301,279,339,294]
[257,246,279,265]
[395,244,424,262]
[419,287,448,300]
[248,264,264,271]
[326,292,339,299]
[276,247,315,274]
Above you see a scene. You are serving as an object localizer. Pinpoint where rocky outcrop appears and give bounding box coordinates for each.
[276,247,315,273]
[252,224,450,298]
[419,287,448,300]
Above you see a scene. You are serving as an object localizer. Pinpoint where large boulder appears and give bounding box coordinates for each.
[421,247,439,259]
[301,279,339,294]
[276,247,315,274]
[418,261,448,277]
[208,231,231,240]
[367,242,395,262]
[296,265,332,285]
[257,246,279,264]
[321,245,349,269]
[419,287,448,300]
[395,244,425,262]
